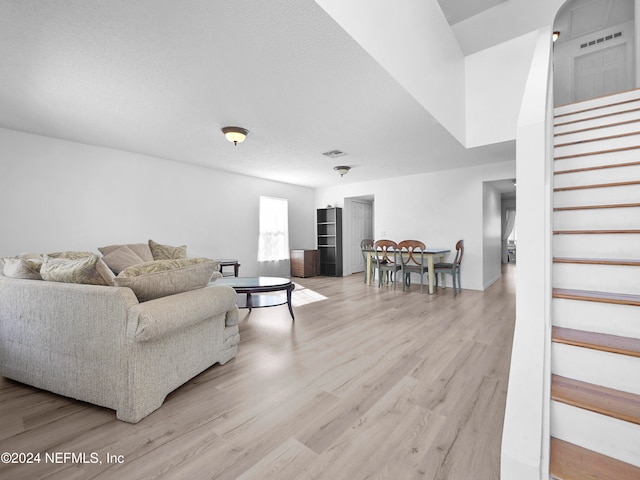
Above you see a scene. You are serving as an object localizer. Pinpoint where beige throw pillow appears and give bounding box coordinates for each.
[41,253,115,286]
[148,239,187,260]
[102,245,145,274]
[115,258,218,302]
[98,243,154,263]
[2,256,43,280]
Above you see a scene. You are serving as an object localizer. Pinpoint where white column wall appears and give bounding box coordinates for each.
[501,27,554,480]
[0,128,316,275]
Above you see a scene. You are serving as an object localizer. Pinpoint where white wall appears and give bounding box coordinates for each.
[482,182,503,288]
[465,31,540,147]
[314,0,466,144]
[315,160,516,291]
[0,128,315,275]
[637,0,640,87]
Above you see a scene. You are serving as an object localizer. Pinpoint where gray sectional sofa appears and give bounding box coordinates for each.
[0,242,240,423]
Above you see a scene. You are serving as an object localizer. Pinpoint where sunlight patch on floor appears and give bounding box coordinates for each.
[291,282,327,307]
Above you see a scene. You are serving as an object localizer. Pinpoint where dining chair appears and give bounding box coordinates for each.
[434,239,464,295]
[398,240,428,293]
[360,239,374,284]
[373,240,401,289]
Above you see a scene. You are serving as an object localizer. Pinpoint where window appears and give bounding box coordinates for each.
[258,196,289,262]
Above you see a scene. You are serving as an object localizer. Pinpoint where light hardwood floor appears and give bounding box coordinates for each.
[0,266,516,480]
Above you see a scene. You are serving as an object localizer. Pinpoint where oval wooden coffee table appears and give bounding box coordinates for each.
[213,277,295,320]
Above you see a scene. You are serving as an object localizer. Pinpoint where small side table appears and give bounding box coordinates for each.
[217,259,240,277]
[290,249,319,278]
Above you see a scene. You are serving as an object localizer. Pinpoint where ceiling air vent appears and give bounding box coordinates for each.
[580,31,622,49]
[322,149,347,158]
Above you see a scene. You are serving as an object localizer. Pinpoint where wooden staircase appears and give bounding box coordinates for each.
[550,88,640,480]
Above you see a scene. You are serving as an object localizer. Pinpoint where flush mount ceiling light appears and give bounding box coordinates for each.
[552,31,560,42]
[221,126,249,146]
[334,166,351,177]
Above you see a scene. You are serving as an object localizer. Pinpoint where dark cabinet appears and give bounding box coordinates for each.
[316,207,342,276]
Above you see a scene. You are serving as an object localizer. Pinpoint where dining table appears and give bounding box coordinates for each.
[363,247,451,294]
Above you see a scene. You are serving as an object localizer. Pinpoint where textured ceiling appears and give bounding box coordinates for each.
[0,0,520,188]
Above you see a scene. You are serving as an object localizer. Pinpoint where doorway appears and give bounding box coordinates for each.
[553,0,635,106]
[345,196,374,275]
[575,42,631,101]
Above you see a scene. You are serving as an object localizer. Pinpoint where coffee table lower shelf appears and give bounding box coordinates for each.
[212,277,295,321]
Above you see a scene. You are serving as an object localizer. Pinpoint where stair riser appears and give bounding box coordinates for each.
[551,401,640,467]
[554,98,640,124]
[554,134,640,157]
[554,165,640,189]
[553,263,640,295]
[553,298,640,338]
[554,183,639,207]
[554,234,640,258]
[554,147,640,170]
[554,90,640,117]
[555,120,640,145]
[554,110,640,134]
[551,343,640,396]
[553,206,640,230]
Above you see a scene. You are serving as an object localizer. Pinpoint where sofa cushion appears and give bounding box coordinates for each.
[101,245,145,274]
[115,258,219,302]
[148,239,187,260]
[98,243,154,263]
[2,255,43,280]
[41,253,116,286]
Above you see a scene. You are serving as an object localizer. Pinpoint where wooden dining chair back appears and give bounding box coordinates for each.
[373,240,401,289]
[435,239,464,295]
[398,240,428,293]
[360,239,374,284]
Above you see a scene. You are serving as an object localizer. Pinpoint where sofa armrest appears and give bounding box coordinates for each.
[127,285,238,342]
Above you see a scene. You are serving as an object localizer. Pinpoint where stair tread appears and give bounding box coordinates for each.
[554,202,640,211]
[554,107,640,127]
[554,95,640,118]
[555,144,640,160]
[553,288,640,307]
[554,229,640,235]
[554,180,640,191]
[554,130,640,148]
[551,375,640,425]
[552,326,640,357]
[555,118,640,137]
[550,437,640,480]
[555,161,640,175]
[554,257,640,266]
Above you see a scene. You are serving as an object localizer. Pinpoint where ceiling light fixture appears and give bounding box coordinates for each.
[552,31,560,42]
[334,166,351,177]
[222,126,249,145]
